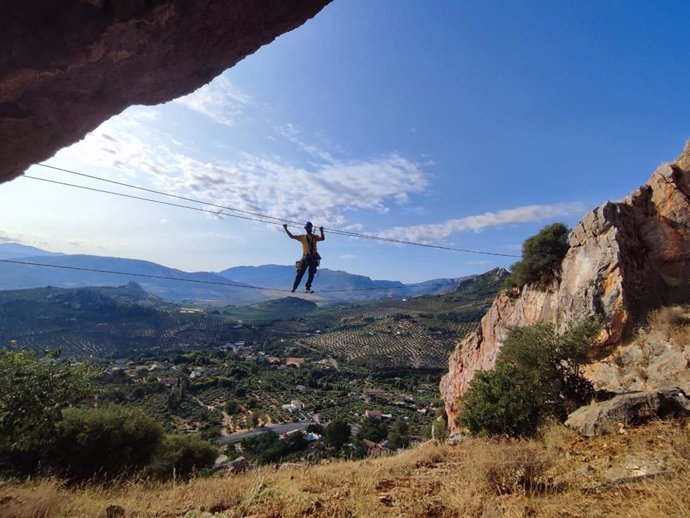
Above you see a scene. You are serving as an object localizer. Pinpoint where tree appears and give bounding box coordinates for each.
[458,319,599,437]
[505,223,570,289]
[359,417,388,443]
[53,404,164,481]
[224,399,240,415]
[148,434,217,480]
[0,350,95,472]
[325,419,351,450]
[458,363,541,437]
[498,319,598,418]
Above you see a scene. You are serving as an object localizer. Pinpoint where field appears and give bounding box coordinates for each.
[299,300,489,369]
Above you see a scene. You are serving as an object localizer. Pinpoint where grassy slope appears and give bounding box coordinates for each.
[1,419,689,517]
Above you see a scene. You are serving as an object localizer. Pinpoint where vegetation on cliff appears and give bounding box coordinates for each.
[505,223,570,289]
[458,320,598,437]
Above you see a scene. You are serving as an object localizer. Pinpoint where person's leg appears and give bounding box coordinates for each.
[305,260,318,291]
[292,260,307,291]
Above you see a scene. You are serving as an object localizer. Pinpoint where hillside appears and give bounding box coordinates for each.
[0,284,247,356]
[2,418,688,517]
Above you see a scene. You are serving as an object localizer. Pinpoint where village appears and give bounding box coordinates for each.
[96,334,444,464]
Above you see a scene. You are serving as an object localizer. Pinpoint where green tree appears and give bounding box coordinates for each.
[506,223,570,289]
[458,319,598,437]
[148,434,217,480]
[458,363,540,437]
[498,319,598,417]
[359,417,388,443]
[325,419,351,450]
[224,399,239,415]
[54,404,163,481]
[0,350,95,472]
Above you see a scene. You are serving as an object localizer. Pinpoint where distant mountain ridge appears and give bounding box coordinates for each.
[0,243,485,304]
[0,242,63,260]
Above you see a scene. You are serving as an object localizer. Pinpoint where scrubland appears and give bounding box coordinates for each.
[2,418,689,518]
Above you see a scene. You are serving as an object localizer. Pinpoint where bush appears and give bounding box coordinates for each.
[505,223,570,289]
[499,319,598,418]
[53,404,164,481]
[148,434,217,480]
[0,350,95,473]
[242,431,308,464]
[458,319,598,437]
[458,363,541,437]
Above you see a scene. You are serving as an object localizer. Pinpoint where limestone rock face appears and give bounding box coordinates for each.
[0,0,331,184]
[441,143,690,430]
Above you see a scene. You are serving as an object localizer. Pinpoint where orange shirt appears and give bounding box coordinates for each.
[292,233,324,255]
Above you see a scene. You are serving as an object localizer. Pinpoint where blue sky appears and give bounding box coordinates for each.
[1,0,689,282]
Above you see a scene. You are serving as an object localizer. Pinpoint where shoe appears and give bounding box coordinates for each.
[305,289,314,294]
[290,289,295,293]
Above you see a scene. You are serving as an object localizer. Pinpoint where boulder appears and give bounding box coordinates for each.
[565,388,690,437]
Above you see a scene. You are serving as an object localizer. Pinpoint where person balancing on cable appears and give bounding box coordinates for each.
[283,221,325,293]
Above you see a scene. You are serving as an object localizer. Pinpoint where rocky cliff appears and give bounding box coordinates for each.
[0,0,331,184]
[441,143,690,430]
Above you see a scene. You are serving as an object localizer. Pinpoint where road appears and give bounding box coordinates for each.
[216,421,310,445]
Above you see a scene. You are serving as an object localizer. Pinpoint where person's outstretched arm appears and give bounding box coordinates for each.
[283,224,297,239]
[319,226,325,241]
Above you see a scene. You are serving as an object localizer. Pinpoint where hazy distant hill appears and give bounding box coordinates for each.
[0,242,63,260]
[219,265,464,300]
[0,243,481,304]
[0,251,268,305]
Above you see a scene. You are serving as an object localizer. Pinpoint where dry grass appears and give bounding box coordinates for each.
[648,305,690,345]
[2,419,690,517]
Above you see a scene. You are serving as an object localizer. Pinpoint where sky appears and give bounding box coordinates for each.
[1,0,689,283]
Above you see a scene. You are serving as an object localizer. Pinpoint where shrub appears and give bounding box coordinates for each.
[505,223,570,289]
[53,404,163,481]
[458,363,541,437]
[0,350,95,473]
[147,434,217,480]
[458,319,599,437]
[499,319,598,417]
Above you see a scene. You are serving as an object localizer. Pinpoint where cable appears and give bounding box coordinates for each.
[35,163,303,227]
[0,258,499,294]
[30,163,520,258]
[23,175,286,227]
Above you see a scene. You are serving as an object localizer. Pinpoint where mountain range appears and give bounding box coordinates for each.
[0,243,481,305]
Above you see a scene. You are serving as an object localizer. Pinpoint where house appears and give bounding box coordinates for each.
[285,357,305,368]
[266,356,281,364]
[363,388,386,395]
[190,368,205,379]
[157,377,179,388]
[364,410,382,419]
[281,400,304,413]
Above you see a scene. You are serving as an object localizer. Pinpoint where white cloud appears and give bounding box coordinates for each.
[275,123,335,163]
[174,76,251,127]
[162,151,428,227]
[51,113,430,232]
[378,203,587,243]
